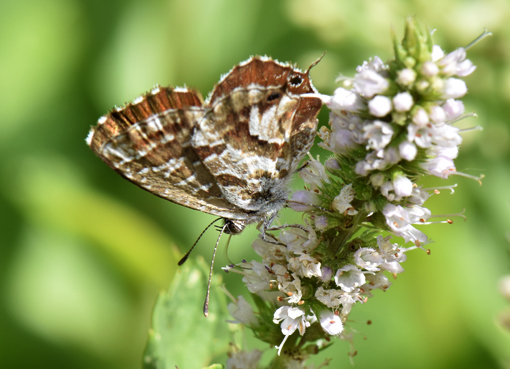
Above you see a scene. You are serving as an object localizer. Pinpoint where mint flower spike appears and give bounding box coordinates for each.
[224,19,486,366]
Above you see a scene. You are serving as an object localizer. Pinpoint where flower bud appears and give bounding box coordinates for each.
[412,107,429,127]
[393,92,414,112]
[441,78,467,99]
[443,99,464,120]
[392,173,413,197]
[368,95,392,117]
[421,61,439,77]
[290,190,320,211]
[396,68,417,86]
[399,140,417,161]
[429,105,446,123]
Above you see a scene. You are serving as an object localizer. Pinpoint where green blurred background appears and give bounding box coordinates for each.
[1,0,510,368]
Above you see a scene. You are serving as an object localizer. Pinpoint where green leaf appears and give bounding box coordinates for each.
[143,258,231,369]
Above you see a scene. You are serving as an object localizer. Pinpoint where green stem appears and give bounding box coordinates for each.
[327,211,367,258]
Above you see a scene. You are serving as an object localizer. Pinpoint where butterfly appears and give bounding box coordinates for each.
[86,56,323,314]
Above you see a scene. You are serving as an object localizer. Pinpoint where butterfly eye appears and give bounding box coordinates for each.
[267,92,281,102]
[289,76,303,86]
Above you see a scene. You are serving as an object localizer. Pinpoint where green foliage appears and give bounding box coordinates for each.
[1,0,509,368]
[143,258,231,369]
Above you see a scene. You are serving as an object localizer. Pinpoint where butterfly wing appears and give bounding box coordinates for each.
[191,57,323,213]
[87,86,250,219]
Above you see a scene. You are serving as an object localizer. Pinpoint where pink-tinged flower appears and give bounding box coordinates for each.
[335,265,366,292]
[456,58,476,77]
[431,124,462,148]
[384,146,401,165]
[356,56,387,73]
[251,235,290,263]
[421,156,456,179]
[427,146,459,160]
[355,160,371,176]
[354,70,389,98]
[429,105,446,124]
[441,78,467,99]
[382,204,428,245]
[318,309,344,336]
[380,181,395,201]
[364,120,394,151]
[314,215,329,230]
[355,151,391,176]
[320,266,333,282]
[279,226,317,253]
[368,95,392,117]
[279,277,303,304]
[331,128,358,153]
[325,158,340,170]
[438,48,476,77]
[314,287,358,317]
[443,99,465,120]
[407,124,433,148]
[320,87,365,112]
[288,254,322,279]
[289,190,320,212]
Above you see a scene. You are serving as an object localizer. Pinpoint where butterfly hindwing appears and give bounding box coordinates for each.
[88,87,249,219]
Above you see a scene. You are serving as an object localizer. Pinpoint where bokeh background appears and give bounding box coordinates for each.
[1,0,510,368]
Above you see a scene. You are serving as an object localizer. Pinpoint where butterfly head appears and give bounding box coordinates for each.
[286,70,315,95]
[224,219,246,235]
[286,53,325,95]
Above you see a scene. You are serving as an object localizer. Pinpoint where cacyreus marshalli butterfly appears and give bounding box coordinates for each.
[86,56,323,314]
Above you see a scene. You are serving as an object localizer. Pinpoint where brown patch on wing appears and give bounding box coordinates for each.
[88,87,203,154]
[87,87,250,219]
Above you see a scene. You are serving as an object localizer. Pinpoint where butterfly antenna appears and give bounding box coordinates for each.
[178,217,222,266]
[306,51,326,75]
[224,234,235,266]
[203,222,228,317]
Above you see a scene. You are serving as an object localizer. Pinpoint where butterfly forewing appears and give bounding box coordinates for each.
[88,87,249,219]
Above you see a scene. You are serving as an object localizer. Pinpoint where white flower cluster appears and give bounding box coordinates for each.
[226,212,415,355]
[224,21,486,364]
[318,47,478,188]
